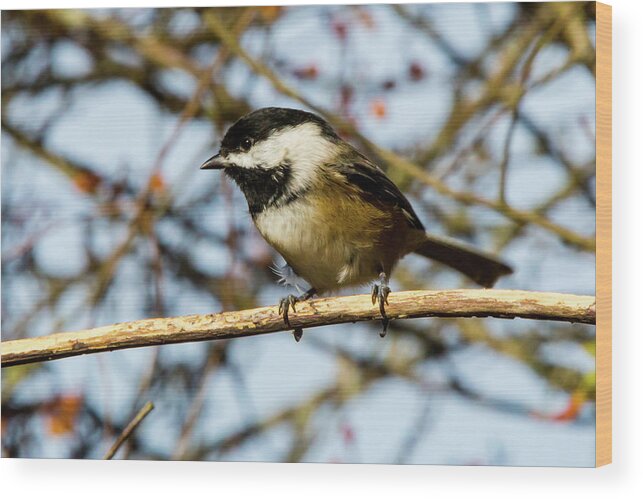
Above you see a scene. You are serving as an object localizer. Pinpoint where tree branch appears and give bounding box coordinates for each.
[0,289,596,367]
[1,290,595,368]
[103,401,154,460]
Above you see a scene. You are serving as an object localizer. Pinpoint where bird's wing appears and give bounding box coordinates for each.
[336,159,425,231]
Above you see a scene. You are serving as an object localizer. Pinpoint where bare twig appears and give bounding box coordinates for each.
[498,11,571,205]
[1,289,595,368]
[171,346,225,460]
[103,401,154,460]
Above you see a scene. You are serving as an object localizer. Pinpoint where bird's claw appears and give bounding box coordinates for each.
[278,294,299,327]
[371,282,391,337]
[278,289,316,342]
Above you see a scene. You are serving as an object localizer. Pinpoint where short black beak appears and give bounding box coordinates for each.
[200,153,227,170]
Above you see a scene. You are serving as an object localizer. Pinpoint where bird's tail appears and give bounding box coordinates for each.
[413,233,513,288]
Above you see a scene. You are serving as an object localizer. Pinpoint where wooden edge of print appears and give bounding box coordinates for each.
[595,1,612,467]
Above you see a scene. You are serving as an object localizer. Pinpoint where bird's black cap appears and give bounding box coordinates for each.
[220,107,340,154]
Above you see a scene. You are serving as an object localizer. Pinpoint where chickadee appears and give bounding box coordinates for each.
[201,107,512,340]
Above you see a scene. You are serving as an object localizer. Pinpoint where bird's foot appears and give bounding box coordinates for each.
[371,273,391,337]
[278,294,300,327]
[278,288,315,341]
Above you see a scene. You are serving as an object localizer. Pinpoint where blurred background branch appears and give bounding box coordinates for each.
[103,400,154,459]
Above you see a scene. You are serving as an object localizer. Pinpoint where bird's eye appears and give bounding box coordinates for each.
[240,138,252,151]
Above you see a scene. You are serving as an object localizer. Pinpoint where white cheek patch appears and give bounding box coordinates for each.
[226,122,335,192]
[225,150,257,169]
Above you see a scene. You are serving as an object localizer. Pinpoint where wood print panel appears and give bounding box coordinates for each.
[1,2,608,467]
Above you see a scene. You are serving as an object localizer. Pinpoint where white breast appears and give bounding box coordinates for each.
[254,199,367,292]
